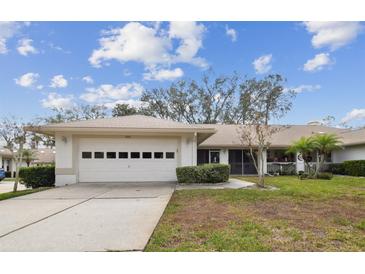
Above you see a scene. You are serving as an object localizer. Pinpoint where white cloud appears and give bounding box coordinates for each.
[50,75,68,88]
[89,22,171,67]
[303,22,363,51]
[17,38,38,56]
[290,84,321,93]
[89,21,207,70]
[253,54,272,74]
[303,53,334,72]
[48,42,71,54]
[144,67,184,81]
[14,72,39,87]
[0,22,23,54]
[225,25,237,42]
[341,109,365,124]
[169,21,207,68]
[80,83,143,108]
[41,92,75,110]
[82,75,94,84]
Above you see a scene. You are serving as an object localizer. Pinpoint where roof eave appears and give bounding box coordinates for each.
[25,126,216,136]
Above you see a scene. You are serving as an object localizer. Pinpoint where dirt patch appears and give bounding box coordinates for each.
[243,197,365,231]
[170,195,238,231]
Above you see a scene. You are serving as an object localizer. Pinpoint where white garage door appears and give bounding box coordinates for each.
[78,137,179,183]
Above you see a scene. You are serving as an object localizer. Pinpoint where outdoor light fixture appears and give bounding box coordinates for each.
[62,136,68,144]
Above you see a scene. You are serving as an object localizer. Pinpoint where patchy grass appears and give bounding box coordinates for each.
[0,188,51,201]
[145,176,365,251]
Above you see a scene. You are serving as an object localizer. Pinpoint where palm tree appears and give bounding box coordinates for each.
[312,133,343,177]
[22,149,36,167]
[287,136,317,174]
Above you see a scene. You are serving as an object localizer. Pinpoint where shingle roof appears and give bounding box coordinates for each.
[41,115,208,130]
[33,148,55,164]
[0,147,55,163]
[198,124,364,148]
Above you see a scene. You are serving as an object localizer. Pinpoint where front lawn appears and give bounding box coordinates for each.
[145,176,365,251]
[0,188,51,201]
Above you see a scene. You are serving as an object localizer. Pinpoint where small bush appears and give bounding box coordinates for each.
[316,172,334,180]
[19,166,55,188]
[328,163,346,175]
[176,164,230,184]
[343,160,365,177]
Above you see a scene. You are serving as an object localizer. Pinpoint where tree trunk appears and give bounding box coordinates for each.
[13,144,24,192]
[314,154,325,178]
[256,148,265,188]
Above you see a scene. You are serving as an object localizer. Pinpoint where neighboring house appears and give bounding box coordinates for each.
[0,148,55,177]
[26,115,365,186]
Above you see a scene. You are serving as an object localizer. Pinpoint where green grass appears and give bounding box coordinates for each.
[145,176,365,252]
[0,188,51,201]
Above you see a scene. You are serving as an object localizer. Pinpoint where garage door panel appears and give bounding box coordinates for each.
[78,137,179,183]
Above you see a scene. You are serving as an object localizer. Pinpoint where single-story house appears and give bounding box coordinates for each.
[27,115,365,186]
[0,148,55,177]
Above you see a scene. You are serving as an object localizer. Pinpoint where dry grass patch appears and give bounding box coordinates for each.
[146,176,365,252]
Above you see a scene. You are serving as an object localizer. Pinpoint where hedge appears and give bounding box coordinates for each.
[327,163,346,175]
[176,164,230,184]
[19,166,55,188]
[327,160,365,177]
[343,160,365,177]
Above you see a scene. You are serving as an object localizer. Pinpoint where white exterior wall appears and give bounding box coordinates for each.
[332,145,365,163]
[55,133,77,186]
[180,134,196,166]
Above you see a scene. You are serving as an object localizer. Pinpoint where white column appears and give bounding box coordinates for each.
[0,155,2,168]
[296,152,305,172]
[55,133,77,186]
[263,149,267,174]
[192,132,197,166]
[220,149,229,165]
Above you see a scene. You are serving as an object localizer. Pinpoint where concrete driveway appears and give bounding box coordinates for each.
[0,182,174,251]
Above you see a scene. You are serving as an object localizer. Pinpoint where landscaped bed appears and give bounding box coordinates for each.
[145,176,365,251]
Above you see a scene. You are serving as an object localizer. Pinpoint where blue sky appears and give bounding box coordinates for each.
[0,21,364,126]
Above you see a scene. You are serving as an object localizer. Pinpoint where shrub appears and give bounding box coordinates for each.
[328,163,346,175]
[316,172,333,180]
[5,171,12,178]
[343,160,365,177]
[176,164,230,184]
[19,165,55,188]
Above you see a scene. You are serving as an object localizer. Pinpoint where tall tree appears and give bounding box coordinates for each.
[237,74,295,187]
[43,105,108,124]
[112,103,138,117]
[36,104,108,148]
[0,117,28,191]
[139,73,240,124]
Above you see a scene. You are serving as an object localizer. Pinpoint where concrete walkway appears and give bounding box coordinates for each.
[176,178,255,190]
[0,182,174,251]
[0,181,28,194]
